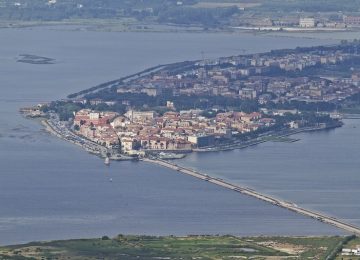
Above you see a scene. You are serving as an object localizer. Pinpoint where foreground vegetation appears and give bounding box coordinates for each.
[0,235,355,260]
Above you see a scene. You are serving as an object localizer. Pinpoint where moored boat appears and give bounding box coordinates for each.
[104,157,110,165]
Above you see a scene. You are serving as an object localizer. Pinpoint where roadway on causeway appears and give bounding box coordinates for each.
[143,158,360,235]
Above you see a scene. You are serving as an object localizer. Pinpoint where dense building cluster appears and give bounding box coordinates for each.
[110,48,360,106]
[73,110,119,147]
[67,45,356,154]
[73,109,276,153]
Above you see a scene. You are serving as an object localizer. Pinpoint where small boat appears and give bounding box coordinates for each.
[104,157,110,166]
[109,178,113,182]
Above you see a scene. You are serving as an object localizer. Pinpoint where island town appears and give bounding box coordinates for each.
[72,109,274,155]
[7,1,360,256]
[18,41,360,239]
[21,42,360,160]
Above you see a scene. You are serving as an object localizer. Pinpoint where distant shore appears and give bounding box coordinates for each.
[233,25,350,32]
[2,19,360,40]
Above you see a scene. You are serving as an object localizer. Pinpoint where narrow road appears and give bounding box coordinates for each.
[143,158,360,235]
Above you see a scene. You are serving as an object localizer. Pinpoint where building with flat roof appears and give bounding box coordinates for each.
[344,16,360,25]
[188,134,215,148]
[124,110,156,122]
[299,18,315,28]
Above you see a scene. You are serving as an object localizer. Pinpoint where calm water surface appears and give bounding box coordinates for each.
[178,120,360,225]
[0,27,344,245]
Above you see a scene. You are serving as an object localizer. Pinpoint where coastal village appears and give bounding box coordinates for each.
[17,42,360,246]
[22,43,360,157]
[112,46,360,104]
[8,2,360,256]
[73,108,275,154]
[53,43,360,156]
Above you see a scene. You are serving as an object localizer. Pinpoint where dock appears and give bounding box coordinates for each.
[143,158,360,235]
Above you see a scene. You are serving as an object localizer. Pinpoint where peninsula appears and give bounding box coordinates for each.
[22,41,360,160]
[19,40,360,238]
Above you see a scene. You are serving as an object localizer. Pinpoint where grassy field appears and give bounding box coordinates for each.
[0,235,352,260]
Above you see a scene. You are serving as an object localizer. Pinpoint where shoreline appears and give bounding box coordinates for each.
[1,20,359,40]
[40,118,135,161]
[67,63,167,100]
[37,111,342,159]
[232,26,351,33]
[192,123,341,153]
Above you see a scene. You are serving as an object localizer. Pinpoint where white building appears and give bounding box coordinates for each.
[299,18,315,28]
[141,88,161,97]
[342,247,360,256]
[89,112,100,120]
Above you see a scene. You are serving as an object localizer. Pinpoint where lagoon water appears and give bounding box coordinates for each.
[178,120,360,225]
[0,26,349,245]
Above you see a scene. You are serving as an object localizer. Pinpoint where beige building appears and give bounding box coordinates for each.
[121,138,137,151]
[125,110,156,122]
[141,88,161,96]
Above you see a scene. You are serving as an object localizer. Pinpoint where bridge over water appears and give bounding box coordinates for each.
[144,158,360,235]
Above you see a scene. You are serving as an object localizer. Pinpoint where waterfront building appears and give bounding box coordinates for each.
[188,134,215,148]
[121,138,138,151]
[343,15,360,25]
[299,18,316,28]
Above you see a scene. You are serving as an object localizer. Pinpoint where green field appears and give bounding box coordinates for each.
[0,235,353,260]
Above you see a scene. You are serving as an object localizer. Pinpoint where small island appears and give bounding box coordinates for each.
[17,54,55,65]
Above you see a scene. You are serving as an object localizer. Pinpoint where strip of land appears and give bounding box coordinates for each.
[0,235,357,259]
